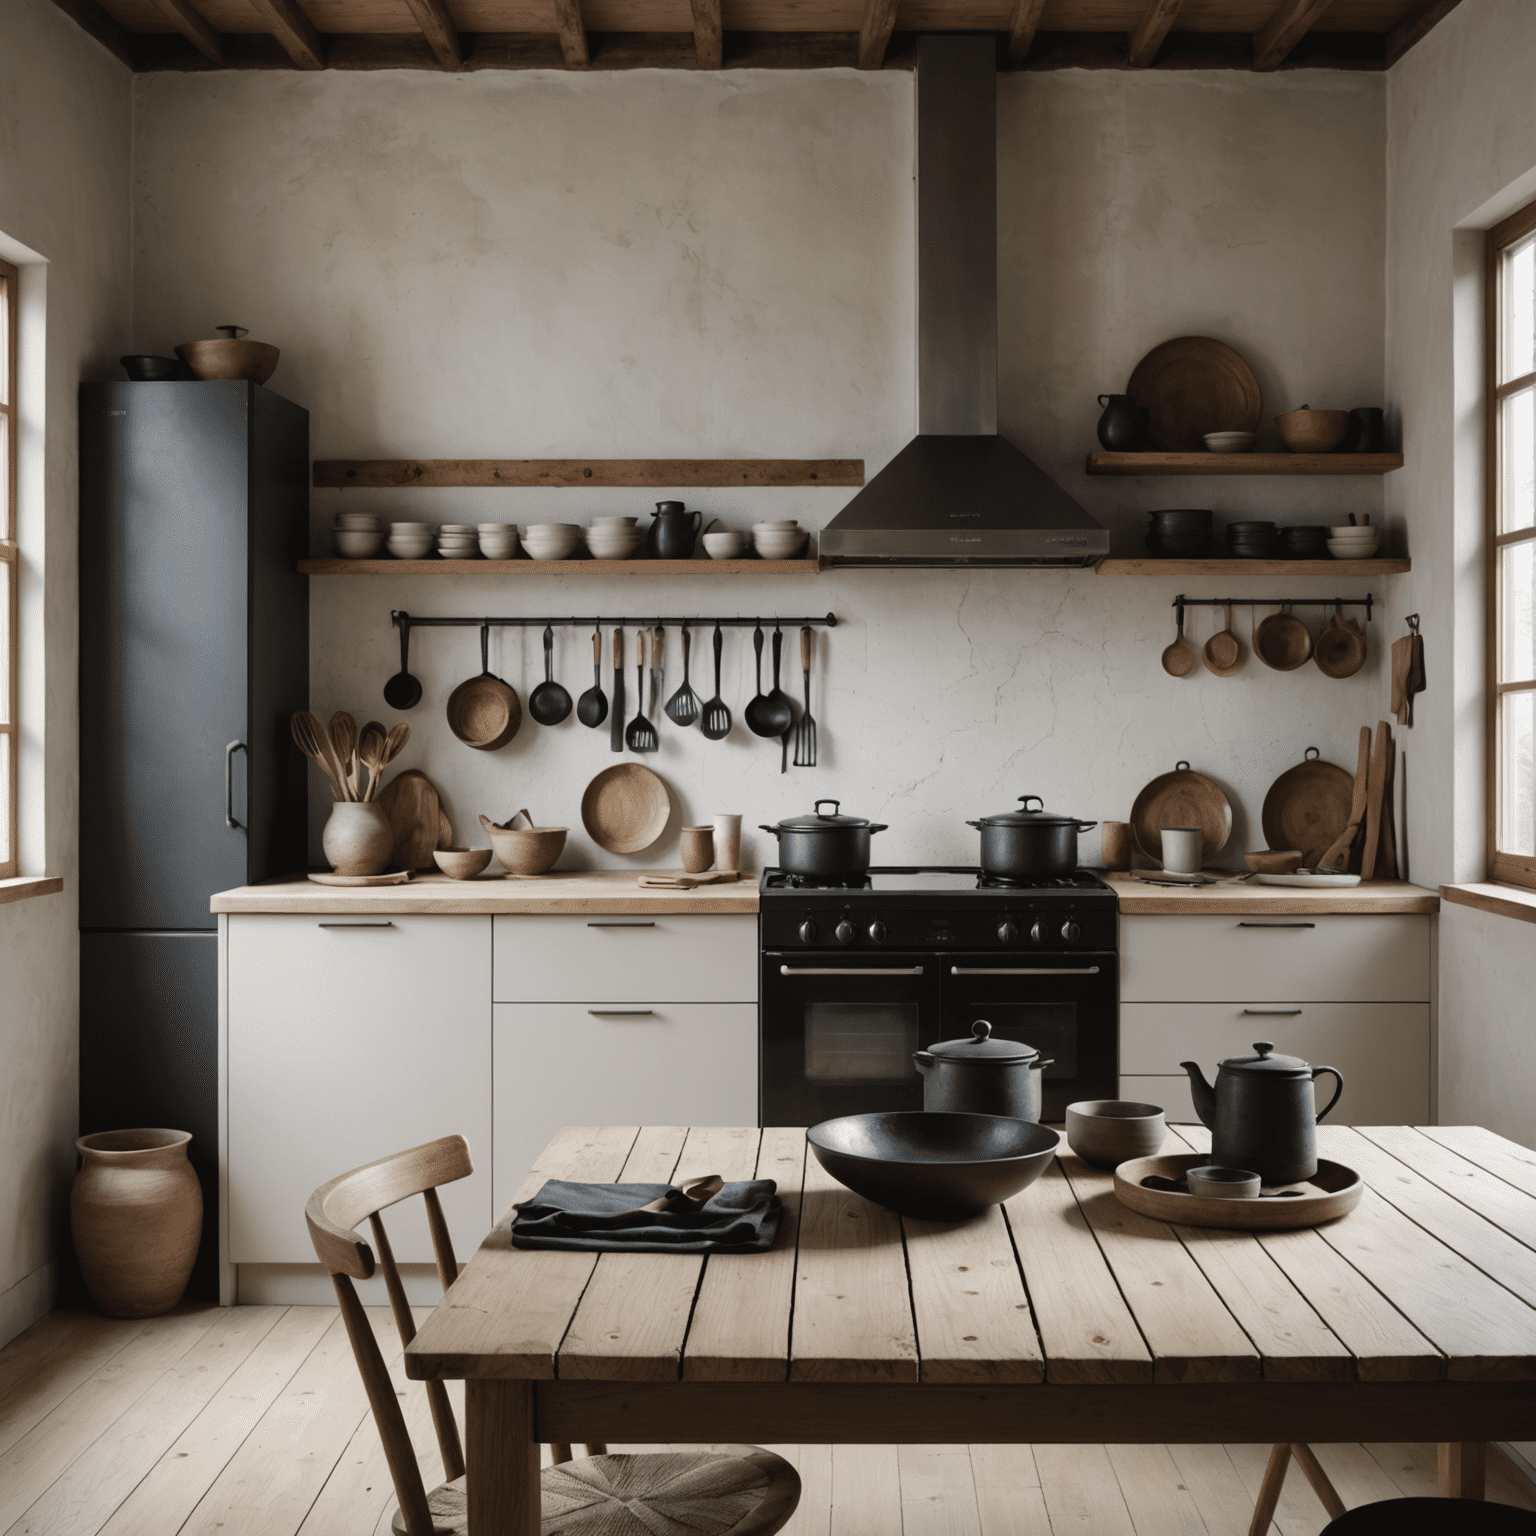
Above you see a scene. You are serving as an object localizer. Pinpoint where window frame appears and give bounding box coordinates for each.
[1487,196,1536,890]
[0,258,16,880]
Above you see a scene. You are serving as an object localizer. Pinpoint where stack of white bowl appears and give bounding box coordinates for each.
[752,520,808,559]
[523,522,581,561]
[438,524,479,559]
[387,522,434,558]
[1327,523,1381,559]
[585,516,644,561]
[333,511,383,558]
[478,523,520,560]
[702,527,747,559]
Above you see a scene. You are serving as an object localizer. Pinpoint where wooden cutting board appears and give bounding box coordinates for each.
[1260,748,1354,867]
[1126,336,1263,452]
[1316,727,1371,871]
[376,769,450,871]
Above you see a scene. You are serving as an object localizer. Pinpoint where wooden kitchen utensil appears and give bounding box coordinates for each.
[1161,615,1197,677]
[1129,761,1233,864]
[447,624,521,751]
[377,768,443,871]
[1316,726,1371,870]
[624,631,658,753]
[328,712,360,798]
[1360,720,1390,879]
[580,762,671,854]
[307,869,413,887]
[1255,605,1313,671]
[637,870,741,888]
[291,711,350,801]
[1126,336,1263,452]
[1260,747,1355,867]
[1314,606,1367,679]
[1378,723,1398,879]
[1201,604,1244,676]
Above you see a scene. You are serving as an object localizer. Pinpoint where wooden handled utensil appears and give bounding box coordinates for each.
[625,631,658,753]
[1360,721,1390,879]
[1316,726,1370,871]
[291,711,349,801]
[1161,614,1197,677]
[1201,604,1243,677]
[565,1174,724,1228]
[328,712,360,799]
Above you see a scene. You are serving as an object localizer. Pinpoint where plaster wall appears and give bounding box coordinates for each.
[0,0,131,1344]
[1384,3,1536,1139]
[131,67,1387,879]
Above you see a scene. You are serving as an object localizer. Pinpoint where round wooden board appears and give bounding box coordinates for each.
[581,763,672,854]
[1129,764,1233,864]
[308,869,413,887]
[1113,1152,1362,1230]
[1262,752,1354,866]
[1126,336,1263,452]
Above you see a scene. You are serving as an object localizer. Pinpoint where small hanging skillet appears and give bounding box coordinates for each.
[446,624,521,750]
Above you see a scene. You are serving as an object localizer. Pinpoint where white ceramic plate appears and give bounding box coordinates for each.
[1253,870,1363,888]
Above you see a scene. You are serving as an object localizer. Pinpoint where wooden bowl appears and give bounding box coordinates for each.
[1244,849,1303,874]
[433,847,493,880]
[479,816,566,875]
[1275,407,1349,454]
[175,339,280,384]
[1254,608,1313,671]
[580,763,672,854]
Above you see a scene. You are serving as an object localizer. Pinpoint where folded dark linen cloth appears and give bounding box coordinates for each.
[510,1178,780,1253]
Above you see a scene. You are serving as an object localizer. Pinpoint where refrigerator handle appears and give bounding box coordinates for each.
[225,741,247,830]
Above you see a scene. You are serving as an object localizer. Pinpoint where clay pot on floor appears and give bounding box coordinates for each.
[72,1129,202,1317]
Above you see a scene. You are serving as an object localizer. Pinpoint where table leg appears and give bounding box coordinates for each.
[1438,1441,1487,1499]
[467,1379,539,1535]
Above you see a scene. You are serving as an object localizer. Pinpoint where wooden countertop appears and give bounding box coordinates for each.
[210,870,761,915]
[1106,873,1439,914]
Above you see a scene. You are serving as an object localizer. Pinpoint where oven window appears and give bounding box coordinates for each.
[805,1003,920,1081]
[960,1005,1079,1079]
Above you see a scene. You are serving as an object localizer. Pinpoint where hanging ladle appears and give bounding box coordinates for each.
[383,614,423,709]
[1161,609,1197,678]
[528,624,573,725]
[745,622,791,737]
[576,625,608,729]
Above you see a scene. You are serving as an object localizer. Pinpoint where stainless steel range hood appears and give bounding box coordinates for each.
[820,36,1109,568]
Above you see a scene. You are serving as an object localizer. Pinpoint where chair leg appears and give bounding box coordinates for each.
[1290,1444,1346,1522]
[583,1444,608,1457]
[1439,1441,1487,1499]
[1249,1443,1291,1536]
[550,1443,573,1465]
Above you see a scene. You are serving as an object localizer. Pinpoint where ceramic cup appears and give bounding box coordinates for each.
[1100,821,1132,871]
[680,826,715,874]
[1161,826,1204,875]
[1186,1165,1262,1199]
[713,813,742,872]
[1065,1100,1166,1171]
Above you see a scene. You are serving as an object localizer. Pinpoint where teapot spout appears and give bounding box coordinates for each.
[1179,1060,1216,1128]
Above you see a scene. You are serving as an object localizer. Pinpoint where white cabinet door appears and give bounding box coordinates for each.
[227,914,493,1263]
[492,1003,757,1216]
[1121,914,1432,1002]
[492,915,758,1003]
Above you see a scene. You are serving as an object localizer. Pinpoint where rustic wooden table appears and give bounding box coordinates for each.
[405,1122,1536,1535]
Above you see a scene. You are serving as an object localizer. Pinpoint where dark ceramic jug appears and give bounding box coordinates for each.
[1338,407,1385,454]
[649,501,702,560]
[1097,394,1145,452]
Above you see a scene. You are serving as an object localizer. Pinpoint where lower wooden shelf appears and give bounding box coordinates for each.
[1095,557,1409,575]
[298,557,823,575]
[1087,451,1404,475]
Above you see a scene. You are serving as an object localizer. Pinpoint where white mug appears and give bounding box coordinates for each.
[1161,827,1204,874]
[713,814,742,873]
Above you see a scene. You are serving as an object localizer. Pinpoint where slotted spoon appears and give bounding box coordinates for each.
[625,630,658,753]
[700,624,732,740]
[665,623,701,726]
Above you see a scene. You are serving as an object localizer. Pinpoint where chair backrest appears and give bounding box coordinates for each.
[306,1135,474,1536]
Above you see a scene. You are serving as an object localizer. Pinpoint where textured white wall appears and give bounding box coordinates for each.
[0,0,131,1344]
[131,66,1389,878]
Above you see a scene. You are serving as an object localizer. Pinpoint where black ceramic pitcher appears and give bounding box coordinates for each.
[649,501,703,559]
[1096,394,1147,452]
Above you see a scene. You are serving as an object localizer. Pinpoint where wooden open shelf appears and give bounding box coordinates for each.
[312,458,864,489]
[1095,557,1410,575]
[1086,451,1404,476]
[298,557,823,576]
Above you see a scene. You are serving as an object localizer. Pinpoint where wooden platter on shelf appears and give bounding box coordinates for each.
[1261,748,1355,867]
[1129,761,1233,864]
[581,764,671,855]
[1126,337,1263,452]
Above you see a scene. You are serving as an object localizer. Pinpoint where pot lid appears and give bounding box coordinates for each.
[926,1020,1040,1064]
[1218,1041,1312,1077]
[771,798,876,831]
[975,794,1086,827]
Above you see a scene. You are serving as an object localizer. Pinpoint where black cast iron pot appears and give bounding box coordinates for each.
[914,1021,1053,1122]
[969,795,1096,879]
[759,799,888,876]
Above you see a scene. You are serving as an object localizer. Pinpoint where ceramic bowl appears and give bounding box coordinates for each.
[478,522,518,534]
[389,522,434,534]
[589,515,639,528]
[586,542,643,562]
[1065,1100,1167,1171]
[334,530,384,558]
[386,538,433,559]
[753,529,809,559]
[753,520,801,532]
[1328,538,1380,559]
[524,538,581,562]
[703,531,748,559]
[433,847,494,880]
[1276,407,1350,454]
[335,512,382,528]
[483,822,567,876]
[176,338,280,384]
[527,522,579,535]
[439,524,475,533]
[120,354,187,382]
[1244,849,1304,874]
[1202,431,1257,453]
[1186,1166,1262,1199]
[479,534,519,552]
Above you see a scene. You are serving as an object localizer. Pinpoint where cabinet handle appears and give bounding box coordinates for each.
[950,966,1100,976]
[318,921,396,929]
[587,1009,655,1017]
[1237,922,1316,929]
[587,922,656,929]
[779,966,924,976]
[225,741,246,829]
[1242,1007,1303,1016]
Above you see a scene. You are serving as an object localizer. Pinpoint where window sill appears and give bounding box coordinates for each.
[1441,882,1536,927]
[0,875,63,907]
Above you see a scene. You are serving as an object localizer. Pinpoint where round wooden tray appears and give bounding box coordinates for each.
[581,763,671,854]
[1113,1152,1362,1230]
[1261,747,1354,867]
[1129,761,1233,864]
[1126,336,1262,452]
[309,869,413,887]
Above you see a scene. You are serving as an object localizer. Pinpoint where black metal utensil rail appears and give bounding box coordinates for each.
[1172,593,1375,623]
[392,610,839,631]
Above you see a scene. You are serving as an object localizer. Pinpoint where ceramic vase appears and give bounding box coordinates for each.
[322,800,394,875]
[72,1129,202,1318]
[680,826,715,874]
[713,814,742,872]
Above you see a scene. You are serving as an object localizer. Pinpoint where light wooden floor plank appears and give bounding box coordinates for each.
[899,1444,982,1536]
[0,1314,152,1456]
[1034,1442,1137,1536]
[1167,1444,1266,1536]
[830,1444,901,1536]
[1106,1442,1211,1536]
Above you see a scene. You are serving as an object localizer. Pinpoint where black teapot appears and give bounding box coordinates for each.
[1181,1042,1343,1185]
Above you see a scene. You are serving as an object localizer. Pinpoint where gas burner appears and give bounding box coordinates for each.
[976,871,1107,891]
[764,870,873,891]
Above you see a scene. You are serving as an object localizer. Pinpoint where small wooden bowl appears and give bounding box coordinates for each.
[1275,407,1349,454]
[1245,849,1303,874]
[433,847,493,880]
[447,674,521,750]
[175,339,280,384]
[480,816,566,875]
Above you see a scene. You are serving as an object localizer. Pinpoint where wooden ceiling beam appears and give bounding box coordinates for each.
[1252,0,1333,71]
[553,0,588,66]
[150,0,222,62]
[246,0,324,66]
[1127,0,1182,66]
[1384,0,1460,66]
[402,0,460,66]
[689,0,721,68]
[1007,0,1045,62]
[857,0,897,69]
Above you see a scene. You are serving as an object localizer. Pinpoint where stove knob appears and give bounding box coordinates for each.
[868,920,888,945]
[798,919,819,944]
[835,919,855,945]
[1061,920,1081,943]
[1029,920,1049,944]
[998,921,1019,944]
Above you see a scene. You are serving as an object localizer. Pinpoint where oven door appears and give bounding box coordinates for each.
[938,953,1118,1120]
[761,952,942,1125]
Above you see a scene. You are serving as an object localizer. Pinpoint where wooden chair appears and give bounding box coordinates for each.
[305,1135,803,1536]
[1249,1443,1347,1534]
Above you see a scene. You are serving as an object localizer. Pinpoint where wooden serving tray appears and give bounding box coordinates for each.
[308,869,413,887]
[1113,1152,1362,1230]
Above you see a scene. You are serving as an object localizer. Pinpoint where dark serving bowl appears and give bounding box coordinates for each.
[1146,535,1215,558]
[120,355,189,381]
[807,1111,1059,1220]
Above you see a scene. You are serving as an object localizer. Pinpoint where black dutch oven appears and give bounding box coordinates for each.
[969,795,1097,879]
[759,799,888,877]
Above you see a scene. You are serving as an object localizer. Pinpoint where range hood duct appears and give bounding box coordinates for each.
[820,35,1109,568]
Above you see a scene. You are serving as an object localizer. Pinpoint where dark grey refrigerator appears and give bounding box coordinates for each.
[79,380,309,1298]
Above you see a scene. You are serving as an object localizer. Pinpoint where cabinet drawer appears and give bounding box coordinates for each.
[491,1002,758,1216]
[1121,914,1431,1002]
[1120,1002,1430,1124]
[492,914,758,1003]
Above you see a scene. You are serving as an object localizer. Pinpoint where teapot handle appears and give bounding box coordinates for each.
[1311,1065,1344,1122]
